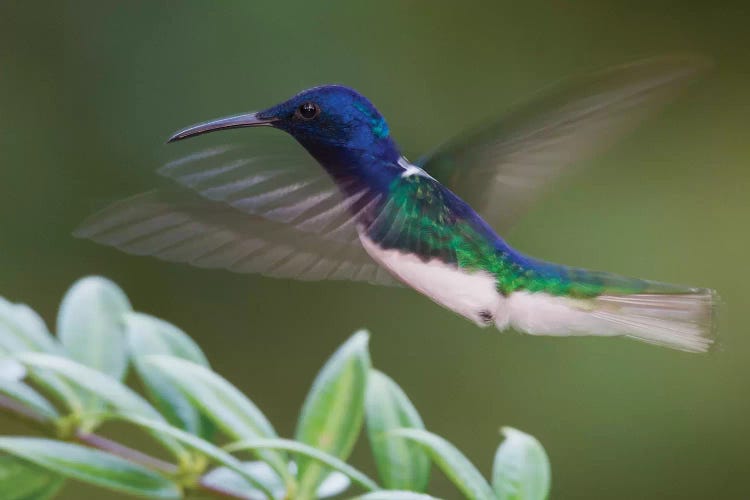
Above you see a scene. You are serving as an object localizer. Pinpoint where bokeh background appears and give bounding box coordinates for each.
[2,1,749,498]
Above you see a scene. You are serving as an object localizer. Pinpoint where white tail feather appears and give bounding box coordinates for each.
[505,289,718,353]
[592,291,717,352]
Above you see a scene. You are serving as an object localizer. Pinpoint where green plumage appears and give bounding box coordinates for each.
[367,174,695,298]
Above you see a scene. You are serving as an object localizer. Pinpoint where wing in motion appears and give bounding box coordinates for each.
[75,189,399,286]
[157,144,366,241]
[419,55,710,232]
[75,141,400,286]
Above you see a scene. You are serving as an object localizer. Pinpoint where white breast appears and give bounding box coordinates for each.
[358,232,503,327]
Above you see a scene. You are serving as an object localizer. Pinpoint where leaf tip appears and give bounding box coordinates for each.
[350,329,370,346]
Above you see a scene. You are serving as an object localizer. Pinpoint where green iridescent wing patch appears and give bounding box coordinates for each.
[365,174,688,298]
[365,174,530,294]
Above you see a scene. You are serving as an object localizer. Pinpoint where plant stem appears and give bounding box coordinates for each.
[0,393,179,474]
[0,393,50,430]
[77,434,254,499]
[0,397,252,499]
[75,431,179,474]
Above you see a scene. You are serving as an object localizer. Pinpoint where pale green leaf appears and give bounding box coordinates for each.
[19,353,186,459]
[142,355,288,484]
[492,427,551,500]
[112,414,275,499]
[0,299,76,411]
[20,367,83,415]
[0,438,180,498]
[0,379,58,420]
[316,470,351,498]
[201,461,287,500]
[142,355,273,436]
[126,313,209,436]
[0,454,64,500]
[0,357,26,381]
[294,331,370,498]
[19,353,157,418]
[352,492,443,500]
[202,461,351,500]
[225,437,377,492]
[125,312,207,366]
[57,276,131,381]
[391,428,494,500]
[0,298,60,354]
[365,370,429,491]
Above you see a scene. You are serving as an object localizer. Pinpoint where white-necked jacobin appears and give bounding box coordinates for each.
[77,56,718,352]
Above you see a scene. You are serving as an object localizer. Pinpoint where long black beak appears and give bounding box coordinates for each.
[167,112,276,143]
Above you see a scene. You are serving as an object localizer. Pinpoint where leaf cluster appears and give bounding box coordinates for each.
[0,276,550,499]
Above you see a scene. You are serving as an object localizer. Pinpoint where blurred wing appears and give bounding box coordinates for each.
[74,190,400,286]
[157,142,366,243]
[419,55,710,232]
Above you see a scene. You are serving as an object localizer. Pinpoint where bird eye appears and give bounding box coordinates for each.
[297,102,320,120]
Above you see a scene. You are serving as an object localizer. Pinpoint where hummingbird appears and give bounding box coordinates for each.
[77,56,718,352]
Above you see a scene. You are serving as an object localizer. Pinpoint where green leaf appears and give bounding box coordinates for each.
[0,379,59,420]
[391,428,495,500]
[18,478,63,500]
[0,299,78,412]
[365,370,429,491]
[492,427,551,500]
[201,461,286,499]
[0,454,64,500]
[20,479,63,500]
[294,330,371,499]
[316,470,351,498]
[0,438,180,498]
[352,492,443,500]
[20,367,83,416]
[0,357,26,381]
[19,353,158,419]
[202,461,351,500]
[142,355,289,485]
[0,298,60,354]
[225,437,378,492]
[57,276,131,382]
[142,355,273,437]
[19,353,186,458]
[112,414,276,499]
[125,313,208,366]
[126,313,210,436]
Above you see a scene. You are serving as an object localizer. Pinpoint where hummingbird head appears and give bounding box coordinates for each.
[169,85,401,166]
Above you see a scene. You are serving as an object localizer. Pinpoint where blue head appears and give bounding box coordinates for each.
[169,85,401,171]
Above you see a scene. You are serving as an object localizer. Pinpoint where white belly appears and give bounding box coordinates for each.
[357,229,714,352]
[358,232,504,327]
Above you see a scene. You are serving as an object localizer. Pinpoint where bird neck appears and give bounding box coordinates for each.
[298,138,403,195]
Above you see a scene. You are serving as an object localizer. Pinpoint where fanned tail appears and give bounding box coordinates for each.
[588,289,718,352]
[504,264,720,353]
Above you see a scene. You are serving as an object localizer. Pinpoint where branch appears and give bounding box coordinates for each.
[0,396,251,499]
[76,433,253,499]
[75,431,179,474]
[0,393,50,430]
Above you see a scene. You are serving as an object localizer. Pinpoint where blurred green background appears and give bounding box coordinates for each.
[2,1,749,498]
